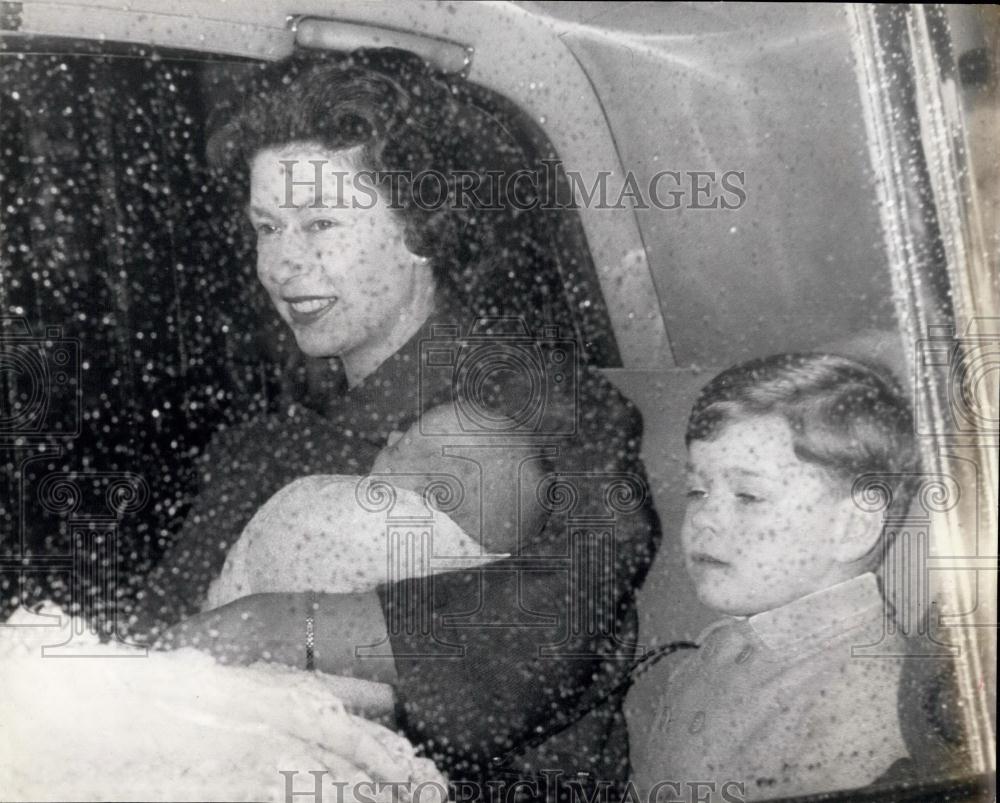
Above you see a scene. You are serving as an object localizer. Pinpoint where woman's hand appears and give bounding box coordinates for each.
[155,591,399,684]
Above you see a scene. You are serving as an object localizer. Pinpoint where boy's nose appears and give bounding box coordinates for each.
[689,501,722,534]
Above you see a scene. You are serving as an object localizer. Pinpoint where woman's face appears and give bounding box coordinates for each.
[248,143,435,377]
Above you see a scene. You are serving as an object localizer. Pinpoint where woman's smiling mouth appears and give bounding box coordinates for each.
[286,296,338,323]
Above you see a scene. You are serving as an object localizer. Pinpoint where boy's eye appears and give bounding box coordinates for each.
[254,222,278,236]
[736,492,764,504]
[685,489,707,500]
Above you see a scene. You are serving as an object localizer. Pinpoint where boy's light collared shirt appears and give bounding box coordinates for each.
[628,573,909,800]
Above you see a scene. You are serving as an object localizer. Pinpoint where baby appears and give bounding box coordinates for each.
[204,404,548,610]
[629,353,924,800]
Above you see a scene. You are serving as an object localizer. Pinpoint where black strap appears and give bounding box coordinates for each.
[489,639,698,772]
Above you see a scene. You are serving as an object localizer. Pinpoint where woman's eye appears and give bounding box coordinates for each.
[307,219,338,232]
[736,492,764,504]
[685,489,707,500]
[254,222,278,237]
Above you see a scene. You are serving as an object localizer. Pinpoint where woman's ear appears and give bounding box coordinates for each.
[831,494,886,565]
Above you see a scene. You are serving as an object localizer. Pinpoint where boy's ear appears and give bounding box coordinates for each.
[831,494,885,564]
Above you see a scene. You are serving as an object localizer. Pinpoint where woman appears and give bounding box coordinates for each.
[131,49,661,785]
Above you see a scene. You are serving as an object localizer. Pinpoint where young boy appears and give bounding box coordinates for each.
[629,353,922,800]
[204,404,548,609]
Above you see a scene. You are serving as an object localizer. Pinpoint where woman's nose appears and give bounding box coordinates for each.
[259,237,310,285]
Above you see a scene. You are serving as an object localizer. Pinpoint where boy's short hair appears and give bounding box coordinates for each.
[686,352,920,510]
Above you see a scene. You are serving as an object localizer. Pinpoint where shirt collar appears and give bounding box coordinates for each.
[746,572,884,652]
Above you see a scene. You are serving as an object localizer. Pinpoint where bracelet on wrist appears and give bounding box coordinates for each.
[305,614,315,671]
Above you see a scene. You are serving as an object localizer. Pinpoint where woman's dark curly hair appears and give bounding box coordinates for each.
[209,48,536,312]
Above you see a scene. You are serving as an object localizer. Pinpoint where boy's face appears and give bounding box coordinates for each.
[682,415,858,617]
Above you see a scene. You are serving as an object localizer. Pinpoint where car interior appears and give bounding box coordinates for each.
[0,2,995,800]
